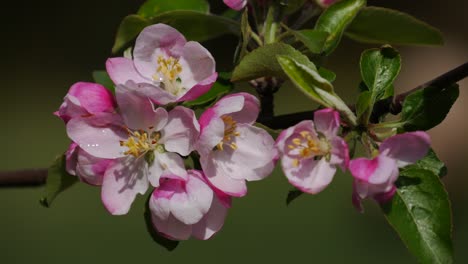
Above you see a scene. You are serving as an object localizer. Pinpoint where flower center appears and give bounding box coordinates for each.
[152,55,185,96]
[288,131,329,167]
[120,128,161,158]
[216,116,241,151]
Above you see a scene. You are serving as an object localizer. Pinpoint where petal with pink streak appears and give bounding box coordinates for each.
[192,194,229,240]
[379,131,431,167]
[148,152,187,187]
[160,106,200,156]
[136,83,178,105]
[177,72,218,102]
[133,24,186,79]
[106,57,148,85]
[197,111,224,155]
[200,154,248,197]
[68,82,115,115]
[76,149,112,186]
[329,136,349,170]
[214,93,260,124]
[170,173,213,225]
[66,113,127,159]
[65,143,79,176]
[223,0,247,10]
[314,108,340,138]
[101,156,149,215]
[212,94,245,117]
[350,154,398,185]
[282,156,337,194]
[115,83,157,130]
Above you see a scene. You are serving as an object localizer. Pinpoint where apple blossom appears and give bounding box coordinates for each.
[106,24,217,105]
[196,92,277,197]
[66,84,199,215]
[223,0,247,10]
[276,108,349,194]
[55,82,115,123]
[316,0,339,8]
[349,131,431,212]
[150,170,231,240]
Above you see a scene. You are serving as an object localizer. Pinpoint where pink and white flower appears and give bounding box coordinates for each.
[223,0,247,10]
[196,93,277,197]
[150,170,230,240]
[349,131,431,212]
[276,108,349,194]
[316,0,340,8]
[66,84,199,215]
[106,24,217,105]
[55,82,115,123]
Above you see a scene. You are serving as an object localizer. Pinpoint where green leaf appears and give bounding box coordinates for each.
[290,29,329,54]
[382,168,453,263]
[403,149,447,177]
[356,90,372,118]
[112,11,239,54]
[286,188,304,206]
[360,46,401,102]
[112,15,151,54]
[92,71,115,93]
[315,0,366,55]
[138,0,209,18]
[346,7,444,46]
[231,43,316,82]
[237,9,252,61]
[401,84,459,131]
[183,72,233,108]
[283,0,307,15]
[40,155,78,207]
[144,194,180,251]
[318,67,336,83]
[277,55,357,125]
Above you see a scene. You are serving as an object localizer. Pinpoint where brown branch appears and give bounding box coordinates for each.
[0,169,47,187]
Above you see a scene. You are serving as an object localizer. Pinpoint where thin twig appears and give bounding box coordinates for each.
[0,169,47,187]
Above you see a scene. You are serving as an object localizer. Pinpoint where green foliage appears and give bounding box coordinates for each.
[403,149,447,178]
[382,168,453,263]
[346,7,444,46]
[315,0,366,55]
[144,194,180,251]
[290,29,329,54]
[283,0,307,15]
[231,43,316,82]
[138,0,209,18]
[92,71,115,93]
[286,188,304,206]
[40,155,78,207]
[235,9,252,62]
[401,84,459,131]
[318,67,336,83]
[358,46,400,122]
[112,11,239,54]
[183,72,233,108]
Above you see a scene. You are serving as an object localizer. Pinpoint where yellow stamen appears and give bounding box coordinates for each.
[153,55,183,82]
[120,129,161,157]
[216,116,241,151]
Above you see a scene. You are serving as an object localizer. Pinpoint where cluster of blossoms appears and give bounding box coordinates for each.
[222,0,339,11]
[56,23,431,240]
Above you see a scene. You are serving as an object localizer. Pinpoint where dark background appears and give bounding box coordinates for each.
[1,0,467,263]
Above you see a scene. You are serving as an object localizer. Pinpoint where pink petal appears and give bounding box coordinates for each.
[133,24,186,79]
[151,214,192,241]
[176,72,218,102]
[160,106,200,156]
[170,172,213,225]
[379,131,431,167]
[329,136,349,170]
[65,143,79,176]
[66,113,127,159]
[106,57,148,85]
[136,83,178,105]
[115,83,158,130]
[349,154,397,184]
[192,194,229,240]
[281,156,336,194]
[177,41,216,91]
[76,149,112,186]
[223,0,247,10]
[148,152,187,187]
[101,157,149,215]
[314,108,340,138]
[197,111,225,155]
[214,93,260,125]
[68,82,115,114]
[200,154,248,197]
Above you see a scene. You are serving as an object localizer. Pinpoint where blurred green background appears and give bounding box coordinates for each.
[1,0,467,263]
